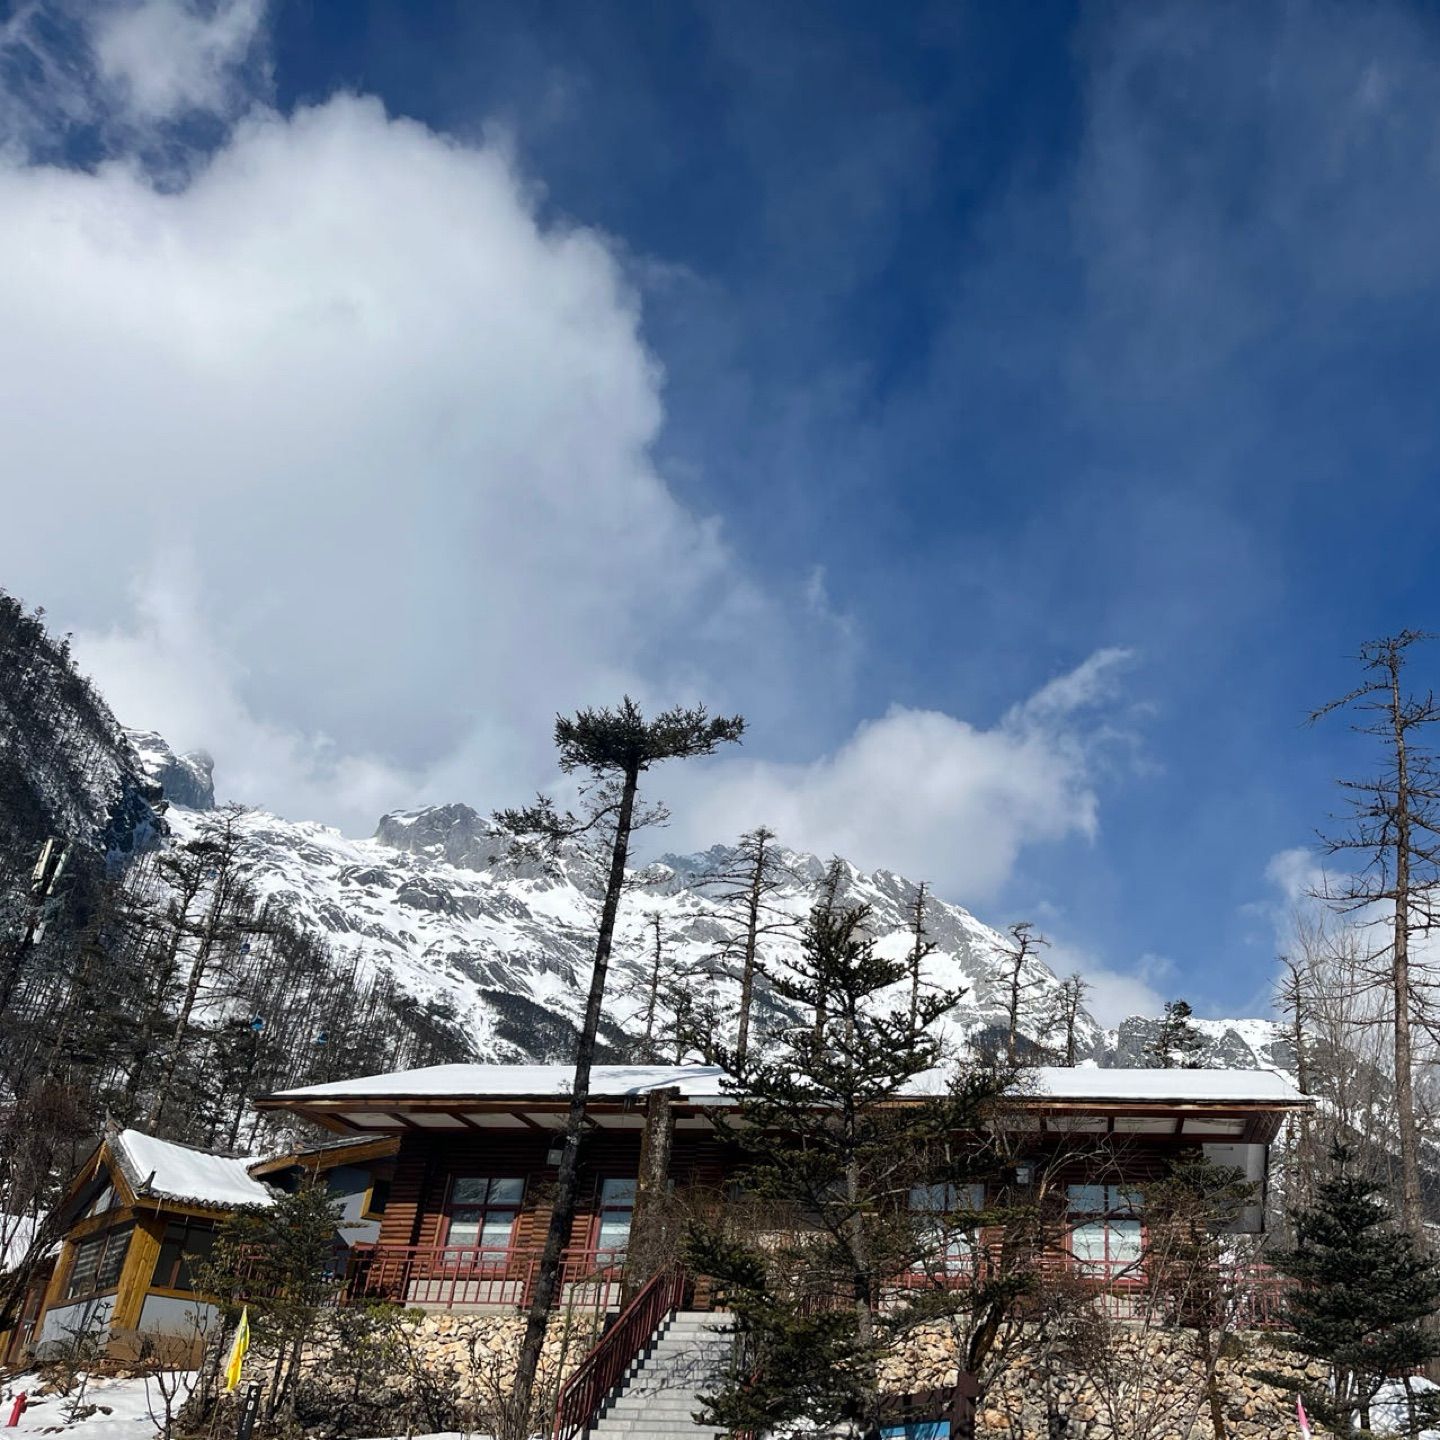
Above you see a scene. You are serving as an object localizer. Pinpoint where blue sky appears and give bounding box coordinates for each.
[4,1,1440,1022]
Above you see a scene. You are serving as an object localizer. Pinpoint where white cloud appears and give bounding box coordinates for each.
[1077,966,1165,1031]
[92,0,267,124]
[0,90,845,832]
[78,564,421,828]
[0,22,1144,947]
[670,648,1134,900]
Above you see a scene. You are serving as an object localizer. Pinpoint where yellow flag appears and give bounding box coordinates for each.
[222,1307,250,1394]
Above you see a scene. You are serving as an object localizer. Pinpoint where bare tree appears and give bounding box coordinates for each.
[906,881,938,1032]
[700,826,798,1066]
[994,923,1049,1067]
[1049,972,1091,1067]
[1311,631,1440,1240]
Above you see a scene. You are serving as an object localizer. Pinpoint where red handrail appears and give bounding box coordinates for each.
[551,1265,687,1440]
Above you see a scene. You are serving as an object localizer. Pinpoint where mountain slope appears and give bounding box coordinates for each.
[129,734,1293,1072]
[0,592,164,867]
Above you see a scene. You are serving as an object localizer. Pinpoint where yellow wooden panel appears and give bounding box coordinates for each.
[111,1216,164,1332]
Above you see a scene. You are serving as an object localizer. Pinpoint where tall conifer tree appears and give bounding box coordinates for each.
[496,698,743,1422]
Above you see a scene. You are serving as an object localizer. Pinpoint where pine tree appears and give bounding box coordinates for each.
[496,698,743,1423]
[1266,1145,1440,1433]
[1145,999,1205,1069]
[1141,1154,1257,1440]
[686,900,1009,1438]
[193,1182,349,1421]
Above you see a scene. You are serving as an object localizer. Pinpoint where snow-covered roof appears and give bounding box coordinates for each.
[113,1130,275,1210]
[267,1062,1306,1109]
[270,1063,732,1103]
[1021,1067,1305,1105]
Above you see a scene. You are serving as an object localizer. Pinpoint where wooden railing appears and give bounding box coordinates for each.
[551,1264,688,1440]
[342,1240,1292,1330]
[343,1243,631,1314]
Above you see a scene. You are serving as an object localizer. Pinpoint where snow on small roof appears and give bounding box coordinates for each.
[114,1130,275,1211]
[267,1062,1305,1108]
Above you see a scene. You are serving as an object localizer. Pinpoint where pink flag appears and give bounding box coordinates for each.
[1297,1397,1312,1440]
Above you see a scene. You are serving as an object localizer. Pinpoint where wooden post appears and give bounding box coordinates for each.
[623,1088,678,1301]
[111,1215,163,1336]
[949,1372,980,1440]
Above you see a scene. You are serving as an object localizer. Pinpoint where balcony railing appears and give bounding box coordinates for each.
[342,1240,1293,1329]
[343,1243,631,1314]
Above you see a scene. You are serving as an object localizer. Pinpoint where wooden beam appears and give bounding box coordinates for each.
[111,1216,163,1333]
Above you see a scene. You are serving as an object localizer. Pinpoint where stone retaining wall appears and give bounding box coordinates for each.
[880,1324,1329,1440]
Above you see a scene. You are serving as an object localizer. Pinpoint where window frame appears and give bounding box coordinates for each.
[360,1166,394,1223]
[63,1222,135,1302]
[1067,1183,1143,1276]
[909,1181,987,1273]
[591,1178,637,1265]
[150,1218,217,1295]
[441,1175,525,1260]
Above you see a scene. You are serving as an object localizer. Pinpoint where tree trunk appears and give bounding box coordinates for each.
[150,869,231,1127]
[1392,676,1425,1243]
[624,1086,677,1300]
[511,763,640,1419]
[735,836,766,1069]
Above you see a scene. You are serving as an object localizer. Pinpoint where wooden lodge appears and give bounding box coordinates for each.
[252,1062,1311,1320]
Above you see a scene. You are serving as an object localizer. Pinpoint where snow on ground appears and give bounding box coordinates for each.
[0,1373,193,1440]
[1370,1376,1440,1439]
[0,1374,478,1440]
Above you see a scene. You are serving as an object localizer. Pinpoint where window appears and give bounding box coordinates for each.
[151,1220,216,1293]
[594,1179,636,1261]
[64,1224,133,1300]
[361,1169,393,1221]
[1068,1184,1141,1273]
[445,1177,523,1253]
[86,1184,117,1218]
[909,1183,985,1270]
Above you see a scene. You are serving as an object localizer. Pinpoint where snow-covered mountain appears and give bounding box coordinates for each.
[126,731,1287,1071]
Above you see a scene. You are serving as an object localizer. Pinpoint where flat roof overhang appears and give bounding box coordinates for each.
[254,1088,1311,1146]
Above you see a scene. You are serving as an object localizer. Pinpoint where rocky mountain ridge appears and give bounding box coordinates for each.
[127,730,1290,1073]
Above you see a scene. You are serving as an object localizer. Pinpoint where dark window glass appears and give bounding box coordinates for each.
[64,1224,134,1300]
[152,1221,216,1293]
[364,1176,391,1219]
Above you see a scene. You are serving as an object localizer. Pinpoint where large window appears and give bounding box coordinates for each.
[909,1182,986,1271]
[151,1220,216,1293]
[594,1179,636,1261]
[1068,1184,1142,1274]
[64,1224,133,1301]
[445,1177,523,1253]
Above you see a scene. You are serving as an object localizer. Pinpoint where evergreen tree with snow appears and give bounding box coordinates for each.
[1265,1144,1440,1434]
[1145,998,1206,1069]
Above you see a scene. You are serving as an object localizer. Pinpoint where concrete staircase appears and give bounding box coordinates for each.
[586,1310,737,1440]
